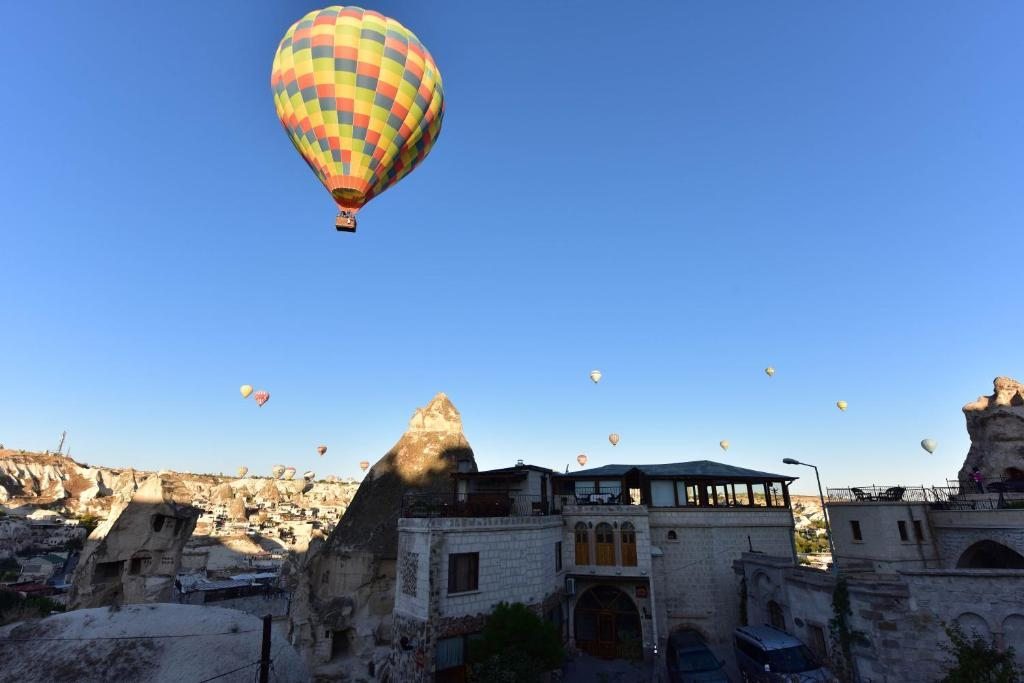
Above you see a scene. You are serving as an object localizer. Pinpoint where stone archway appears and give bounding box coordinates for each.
[573,585,643,660]
[957,540,1024,569]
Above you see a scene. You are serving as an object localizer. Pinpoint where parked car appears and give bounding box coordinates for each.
[667,629,731,682]
[733,626,834,682]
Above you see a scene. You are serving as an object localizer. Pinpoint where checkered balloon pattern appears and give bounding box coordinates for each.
[271,6,445,213]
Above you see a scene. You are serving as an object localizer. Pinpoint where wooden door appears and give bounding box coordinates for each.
[597,612,616,659]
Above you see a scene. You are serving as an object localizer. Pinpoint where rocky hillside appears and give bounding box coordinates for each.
[0,448,358,519]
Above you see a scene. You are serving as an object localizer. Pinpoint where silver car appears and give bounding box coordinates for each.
[733,625,835,682]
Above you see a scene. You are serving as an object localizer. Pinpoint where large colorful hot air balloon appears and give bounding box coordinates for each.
[283,467,297,481]
[720,440,730,452]
[608,433,620,447]
[577,453,588,467]
[921,439,937,454]
[836,400,848,412]
[271,6,445,233]
[590,370,602,384]
[237,466,249,478]
[317,445,328,457]
[272,464,286,479]
[240,385,254,399]
[254,390,270,407]
[359,460,370,472]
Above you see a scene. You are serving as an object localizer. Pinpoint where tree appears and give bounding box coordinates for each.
[468,602,564,683]
[77,513,100,535]
[942,623,1020,683]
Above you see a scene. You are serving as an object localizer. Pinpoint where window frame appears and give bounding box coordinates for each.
[447,552,479,595]
[620,522,637,567]
[574,523,590,566]
[850,520,863,542]
[595,523,615,566]
[897,520,909,542]
[555,541,563,572]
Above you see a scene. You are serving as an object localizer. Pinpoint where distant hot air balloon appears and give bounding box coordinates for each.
[271,464,285,479]
[359,460,370,473]
[836,400,848,412]
[921,439,938,454]
[590,370,602,384]
[271,6,445,233]
[577,453,588,467]
[609,433,620,447]
[254,390,270,407]
[303,470,316,481]
[317,445,328,457]
[764,367,775,378]
[237,466,248,478]
[240,385,254,399]
[720,440,730,452]
[283,467,296,481]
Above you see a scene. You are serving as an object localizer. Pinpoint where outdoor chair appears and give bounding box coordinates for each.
[851,488,873,501]
[879,487,905,501]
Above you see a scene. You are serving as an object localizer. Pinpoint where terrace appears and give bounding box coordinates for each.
[826,484,1019,511]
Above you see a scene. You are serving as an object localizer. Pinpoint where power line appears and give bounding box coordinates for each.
[197,659,262,683]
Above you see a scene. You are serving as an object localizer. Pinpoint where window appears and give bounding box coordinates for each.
[651,480,675,506]
[129,554,151,575]
[807,624,828,660]
[151,515,165,533]
[555,541,563,572]
[667,530,677,541]
[768,600,785,631]
[435,636,465,672]
[620,523,637,566]
[447,553,479,594]
[913,520,925,542]
[850,520,862,541]
[598,480,622,498]
[897,520,908,542]
[675,481,689,506]
[575,523,590,565]
[595,523,615,565]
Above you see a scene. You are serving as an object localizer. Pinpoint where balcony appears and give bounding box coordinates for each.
[401,492,555,518]
[827,485,1013,511]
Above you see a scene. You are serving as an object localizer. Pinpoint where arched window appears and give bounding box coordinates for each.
[957,540,1024,569]
[620,523,637,566]
[667,530,677,541]
[768,600,785,631]
[596,523,615,565]
[575,523,590,566]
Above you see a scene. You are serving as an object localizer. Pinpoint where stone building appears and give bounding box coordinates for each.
[68,475,199,609]
[392,459,798,682]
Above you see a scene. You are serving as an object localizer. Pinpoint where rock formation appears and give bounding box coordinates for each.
[961,376,1024,485]
[287,392,477,680]
[68,475,200,609]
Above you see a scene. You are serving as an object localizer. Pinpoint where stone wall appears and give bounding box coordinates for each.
[827,502,941,571]
[929,508,1024,568]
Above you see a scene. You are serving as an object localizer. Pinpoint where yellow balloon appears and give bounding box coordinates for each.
[720,440,730,451]
[764,366,775,377]
[240,385,254,399]
[837,400,848,411]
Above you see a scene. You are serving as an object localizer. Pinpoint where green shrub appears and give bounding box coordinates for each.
[468,602,564,683]
[942,623,1020,683]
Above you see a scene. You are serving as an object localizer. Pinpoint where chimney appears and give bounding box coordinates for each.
[515,459,524,467]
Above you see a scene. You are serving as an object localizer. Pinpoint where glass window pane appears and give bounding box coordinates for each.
[651,481,675,506]
[675,481,688,506]
[598,480,622,496]
[435,636,464,670]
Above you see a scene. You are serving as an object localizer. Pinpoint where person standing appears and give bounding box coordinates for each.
[971,467,985,493]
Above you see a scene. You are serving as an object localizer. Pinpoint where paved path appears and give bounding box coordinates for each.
[563,653,656,683]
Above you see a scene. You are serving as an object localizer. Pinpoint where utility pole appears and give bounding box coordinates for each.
[57,431,67,455]
[259,614,272,683]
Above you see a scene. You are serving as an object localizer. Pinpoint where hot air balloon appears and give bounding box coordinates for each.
[720,440,730,452]
[240,385,254,399]
[590,370,602,384]
[359,460,370,473]
[921,439,938,454]
[764,367,775,378]
[283,467,297,481]
[254,390,270,407]
[609,434,620,447]
[577,453,588,467]
[271,464,286,479]
[303,470,316,481]
[836,400,848,412]
[317,445,328,457]
[271,7,445,233]
[237,466,248,478]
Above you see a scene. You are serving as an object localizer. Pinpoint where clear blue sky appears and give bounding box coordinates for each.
[2,2,1022,493]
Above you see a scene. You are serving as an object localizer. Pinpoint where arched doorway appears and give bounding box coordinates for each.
[574,586,642,660]
[957,540,1024,569]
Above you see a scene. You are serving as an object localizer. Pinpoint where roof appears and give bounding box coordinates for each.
[735,625,803,650]
[458,464,556,477]
[559,460,795,482]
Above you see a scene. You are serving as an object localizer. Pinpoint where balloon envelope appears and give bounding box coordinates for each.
[577,453,588,467]
[237,467,248,478]
[720,440,729,451]
[283,467,296,481]
[303,470,316,481]
[590,370,602,384]
[254,391,270,407]
[764,367,775,377]
[317,445,328,457]
[921,439,938,454]
[359,460,370,472]
[271,7,445,220]
[836,400,848,411]
[240,385,254,399]
[271,465,285,479]
[609,434,620,446]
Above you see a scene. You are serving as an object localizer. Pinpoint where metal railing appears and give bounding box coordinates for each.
[826,486,930,503]
[401,492,555,518]
[557,487,630,506]
[827,485,1019,510]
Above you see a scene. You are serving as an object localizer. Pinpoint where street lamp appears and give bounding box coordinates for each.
[782,458,837,566]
